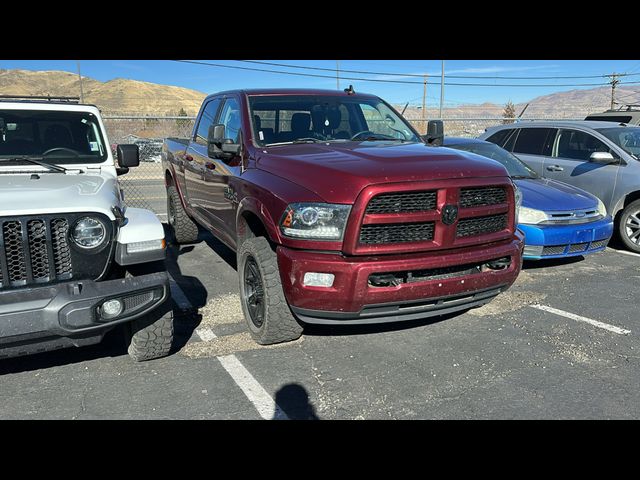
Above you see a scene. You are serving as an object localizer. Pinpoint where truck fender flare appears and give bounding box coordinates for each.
[236,198,282,245]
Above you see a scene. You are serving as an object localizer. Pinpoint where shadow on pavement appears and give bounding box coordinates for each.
[523,255,584,270]
[273,383,319,420]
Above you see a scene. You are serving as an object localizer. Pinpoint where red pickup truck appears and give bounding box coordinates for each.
[162,88,524,345]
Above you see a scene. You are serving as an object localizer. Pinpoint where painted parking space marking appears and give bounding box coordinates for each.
[195,327,217,342]
[606,247,640,258]
[530,304,631,335]
[168,274,192,311]
[191,316,287,419]
[218,354,289,420]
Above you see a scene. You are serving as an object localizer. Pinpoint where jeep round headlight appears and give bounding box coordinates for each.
[72,217,106,249]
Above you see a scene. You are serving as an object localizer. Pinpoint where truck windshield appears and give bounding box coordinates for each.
[0,109,108,163]
[596,127,640,158]
[248,95,421,146]
[447,141,538,179]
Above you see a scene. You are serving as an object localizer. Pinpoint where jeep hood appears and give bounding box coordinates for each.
[0,173,121,219]
[257,142,510,203]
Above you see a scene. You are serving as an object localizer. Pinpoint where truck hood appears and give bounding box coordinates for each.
[515,178,598,212]
[0,172,121,219]
[256,141,510,203]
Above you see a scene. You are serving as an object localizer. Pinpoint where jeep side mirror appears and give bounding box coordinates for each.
[423,120,444,146]
[208,124,240,159]
[589,151,615,164]
[117,144,140,168]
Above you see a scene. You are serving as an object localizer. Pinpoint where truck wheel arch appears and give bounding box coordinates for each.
[236,199,281,245]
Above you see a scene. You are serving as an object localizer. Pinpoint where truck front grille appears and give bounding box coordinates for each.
[360,222,435,244]
[459,187,507,208]
[456,214,508,238]
[0,218,72,288]
[352,183,514,254]
[366,191,437,214]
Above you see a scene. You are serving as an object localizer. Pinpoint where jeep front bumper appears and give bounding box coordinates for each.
[0,272,169,358]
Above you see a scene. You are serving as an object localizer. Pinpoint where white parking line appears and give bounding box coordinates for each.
[168,274,192,310]
[606,247,640,258]
[530,304,631,335]
[218,354,289,420]
[182,295,287,420]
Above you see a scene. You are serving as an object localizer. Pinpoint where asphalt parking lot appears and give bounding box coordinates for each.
[1,228,638,419]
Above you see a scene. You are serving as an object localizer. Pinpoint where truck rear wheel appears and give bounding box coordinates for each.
[167,185,199,244]
[125,300,174,362]
[238,236,303,345]
[619,199,640,253]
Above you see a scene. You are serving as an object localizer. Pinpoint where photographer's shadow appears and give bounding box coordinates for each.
[273,383,319,420]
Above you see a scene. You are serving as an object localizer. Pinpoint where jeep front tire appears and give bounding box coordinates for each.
[125,299,174,362]
[238,236,303,345]
[167,185,199,244]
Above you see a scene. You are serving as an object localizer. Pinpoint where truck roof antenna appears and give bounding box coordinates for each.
[344,85,355,95]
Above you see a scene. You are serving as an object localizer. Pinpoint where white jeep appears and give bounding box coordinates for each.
[0,97,173,361]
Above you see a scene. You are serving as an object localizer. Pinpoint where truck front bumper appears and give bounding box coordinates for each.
[277,232,524,325]
[0,272,169,358]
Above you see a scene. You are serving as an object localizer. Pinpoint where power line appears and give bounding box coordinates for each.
[173,60,618,87]
[235,59,640,80]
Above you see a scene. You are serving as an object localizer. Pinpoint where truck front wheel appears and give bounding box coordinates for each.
[167,185,199,244]
[238,236,303,345]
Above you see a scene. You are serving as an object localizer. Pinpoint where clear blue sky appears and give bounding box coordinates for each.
[2,60,640,107]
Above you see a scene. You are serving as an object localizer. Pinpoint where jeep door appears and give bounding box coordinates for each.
[544,128,621,209]
[184,97,222,216]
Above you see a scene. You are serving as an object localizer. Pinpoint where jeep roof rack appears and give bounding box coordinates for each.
[0,95,81,104]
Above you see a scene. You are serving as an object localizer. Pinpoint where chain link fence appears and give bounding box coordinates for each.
[104,115,575,219]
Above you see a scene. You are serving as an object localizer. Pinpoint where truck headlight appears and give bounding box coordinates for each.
[280,203,351,240]
[514,184,523,225]
[518,207,548,225]
[596,197,607,217]
[72,217,107,249]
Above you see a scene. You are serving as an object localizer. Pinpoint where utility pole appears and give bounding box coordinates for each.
[336,60,340,90]
[439,60,445,119]
[608,73,620,110]
[422,74,428,133]
[76,60,84,103]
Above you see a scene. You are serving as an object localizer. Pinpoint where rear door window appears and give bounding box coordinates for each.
[512,128,555,155]
[485,128,513,148]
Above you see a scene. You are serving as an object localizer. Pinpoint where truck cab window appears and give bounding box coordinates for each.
[219,98,241,143]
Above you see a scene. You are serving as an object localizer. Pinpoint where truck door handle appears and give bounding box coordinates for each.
[185,154,194,162]
[546,165,563,172]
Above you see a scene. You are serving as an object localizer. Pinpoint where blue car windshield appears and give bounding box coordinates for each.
[596,127,640,159]
[447,141,538,179]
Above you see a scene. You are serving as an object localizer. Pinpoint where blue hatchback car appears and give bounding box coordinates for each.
[444,137,614,260]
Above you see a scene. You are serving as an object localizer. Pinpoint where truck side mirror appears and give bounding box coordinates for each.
[117,144,140,168]
[208,124,241,159]
[589,151,615,164]
[423,120,444,146]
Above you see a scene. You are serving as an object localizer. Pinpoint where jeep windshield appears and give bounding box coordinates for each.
[0,109,108,164]
[596,126,640,159]
[249,95,421,146]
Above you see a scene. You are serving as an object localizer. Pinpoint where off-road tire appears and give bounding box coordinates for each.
[238,236,303,345]
[125,299,174,362]
[167,185,199,244]
[618,199,640,253]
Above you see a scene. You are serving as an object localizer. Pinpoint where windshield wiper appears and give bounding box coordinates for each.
[0,156,67,173]
[265,138,325,146]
